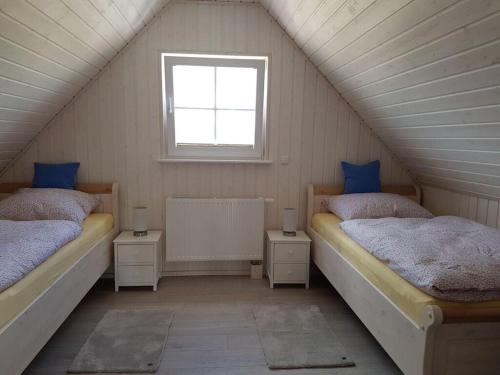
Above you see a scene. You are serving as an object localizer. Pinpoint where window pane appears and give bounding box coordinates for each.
[175,109,215,144]
[216,67,257,110]
[216,110,255,145]
[173,65,214,108]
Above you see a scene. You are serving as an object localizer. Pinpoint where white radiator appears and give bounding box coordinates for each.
[165,198,265,262]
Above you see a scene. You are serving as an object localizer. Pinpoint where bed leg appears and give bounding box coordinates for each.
[421,305,443,375]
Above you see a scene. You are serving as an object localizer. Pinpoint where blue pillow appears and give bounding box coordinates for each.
[33,162,80,189]
[341,160,381,194]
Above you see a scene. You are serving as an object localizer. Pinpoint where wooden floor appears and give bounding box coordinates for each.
[24,275,401,375]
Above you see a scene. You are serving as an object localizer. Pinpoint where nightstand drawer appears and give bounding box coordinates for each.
[274,243,308,262]
[118,265,154,284]
[117,244,155,264]
[273,263,308,281]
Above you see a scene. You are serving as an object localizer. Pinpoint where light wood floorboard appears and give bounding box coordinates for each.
[23,275,401,375]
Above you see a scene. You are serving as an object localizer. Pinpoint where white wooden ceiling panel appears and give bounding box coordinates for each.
[262,0,500,197]
[355,65,500,108]
[0,119,41,133]
[377,123,500,138]
[0,149,17,158]
[292,0,345,45]
[0,58,76,97]
[342,41,500,103]
[412,167,500,187]
[364,86,500,118]
[310,0,412,67]
[330,0,500,86]
[387,138,500,152]
[0,131,36,142]
[414,173,500,198]
[266,0,306,35]
[0,12,96,79]
[0,141,25,152]
[0,107,51,122]
[302,0,376,56]
[370,106,500,128]
[401,157,500,178]
[0,92,60,113]
[318,0,457,75]
[88,0,134,41]
[0,37,87,86]
[1,1,107,68]
[0,76,68,104]
[113,0,151,33]
[60,0,126,51]
[395,147,500,166]
[27,0,119,61]
[336,18,500,98]
[0,0,170,170]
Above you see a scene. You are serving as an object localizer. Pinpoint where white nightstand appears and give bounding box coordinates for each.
[113,231,162,292]
[266,230,311,288]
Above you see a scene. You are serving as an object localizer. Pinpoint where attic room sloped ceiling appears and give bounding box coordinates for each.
[0,0,171,170]
[0,0,411,238]
[261,0,500,199]
[2,0,500,203]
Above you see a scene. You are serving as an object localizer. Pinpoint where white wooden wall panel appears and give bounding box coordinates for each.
[1,1,410,273]
[0,0,171,170]
[261,0,500,199]
[423,185,500,229]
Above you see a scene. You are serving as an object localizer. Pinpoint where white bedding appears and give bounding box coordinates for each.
[0,220,81,292]
[340,216,500,302]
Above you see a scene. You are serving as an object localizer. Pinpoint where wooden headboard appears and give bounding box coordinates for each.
[307,184,421,229]
[0,182,119,229]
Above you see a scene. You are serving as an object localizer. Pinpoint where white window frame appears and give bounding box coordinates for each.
[161,52,268,161]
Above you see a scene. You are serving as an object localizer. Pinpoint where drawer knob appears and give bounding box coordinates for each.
[287,270,292,274]
[288,250,293,254]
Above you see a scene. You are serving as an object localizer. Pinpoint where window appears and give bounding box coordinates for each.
[161,53,268,160]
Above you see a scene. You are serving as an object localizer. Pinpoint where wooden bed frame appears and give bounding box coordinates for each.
[0,182,119,375]
[307,184,500,375]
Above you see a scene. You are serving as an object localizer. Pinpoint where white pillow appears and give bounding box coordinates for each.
[0,188,99,224]
[328,193,433,221]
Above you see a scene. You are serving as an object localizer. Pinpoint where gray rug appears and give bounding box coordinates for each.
[253,305,355,369]
[68,309,173,373]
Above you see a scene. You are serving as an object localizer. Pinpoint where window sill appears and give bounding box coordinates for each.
[158,158,272,164]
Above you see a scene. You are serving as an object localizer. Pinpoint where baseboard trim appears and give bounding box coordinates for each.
[162,270,250,277]
[102,270,251,278]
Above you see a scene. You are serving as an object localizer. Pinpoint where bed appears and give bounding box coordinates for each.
[307,184,500,375]
[0,182,119,375]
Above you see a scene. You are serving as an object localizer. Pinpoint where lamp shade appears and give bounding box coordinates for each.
[133,207,148,236]
[282,208,297,236]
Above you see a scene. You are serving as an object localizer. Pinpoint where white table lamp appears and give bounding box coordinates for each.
[283,208,297,236]
[133,207,148,236]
